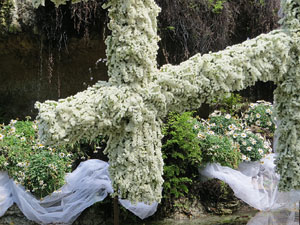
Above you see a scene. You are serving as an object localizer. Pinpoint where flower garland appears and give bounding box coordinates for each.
[34,0,300,203]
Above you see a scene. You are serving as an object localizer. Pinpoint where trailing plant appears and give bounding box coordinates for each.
[0,119,73,198]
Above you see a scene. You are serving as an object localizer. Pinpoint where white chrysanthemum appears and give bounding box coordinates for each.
[10,119,17,125]
[247,146,252,151]
[38,143,44,149]
[210,123,216,127]
[233,133,238,138]
[245,157,251,162]
[0,134,4,140]
[256,113,261,118]
[197,132,206,140]
[228,124,235,130]
[225,114,231,119]
[193,124,199,129]
[20,137,26,142]
[255,120,261,126]
[258,148,264,155]
[208,130,215,135]
[241,133,247,138]
[242,141,247,146]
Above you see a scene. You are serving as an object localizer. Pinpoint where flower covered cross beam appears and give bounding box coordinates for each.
[35,0,300,203]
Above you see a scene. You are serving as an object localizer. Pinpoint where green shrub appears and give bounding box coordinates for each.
[194,119,241,168]
[231,129,272,162]
[162,112,202,199]
[0,119,73,198]
[207,111,242,135]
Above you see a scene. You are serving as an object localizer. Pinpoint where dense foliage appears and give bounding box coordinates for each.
[0,119,73,198]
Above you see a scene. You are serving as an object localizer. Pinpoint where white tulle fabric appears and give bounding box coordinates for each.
[201,153,300,225]
[0,159,157,224]
[201,154,300,211]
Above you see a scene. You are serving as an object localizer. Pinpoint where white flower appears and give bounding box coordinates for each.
[208,130,215,135]
[250,103,257,108]
[4,162,8,166]
[232,133,238,138]
[255,120,261,126]
[0,134,4,140]
[197,132,206,140]
[247,146,252,151]
[256,113,261,118]
[225,114,231,119]
[10,127,16,133]
[244,114,249,119]
[210,111,221,117]
[193,124,199,129]
[32,124,38,130]
[37,143,44,149]
[242,154,247,160]
[17,162,24,167]
[20,137,26,142]
[258,148,264,155]
[242,141,247,146]
[39,180,44,185]
[249,138,257,145]
[10,120,17,125]
[241,133,247,138]
[266,108,271,114]
[245,157,251,162]
[59,152,65,158]
[228,124,235,130]
[267,121,272,126]
[210,123,216,127]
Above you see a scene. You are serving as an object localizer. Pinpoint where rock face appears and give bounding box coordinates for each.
[0,204,37,225]
[0,203,109,225]
[0,0,108,123]
[0,32,108,123]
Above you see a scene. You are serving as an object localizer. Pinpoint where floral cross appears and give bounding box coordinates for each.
[35,0,300,203]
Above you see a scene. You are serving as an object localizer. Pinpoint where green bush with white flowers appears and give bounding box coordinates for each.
[0,119,74,198]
